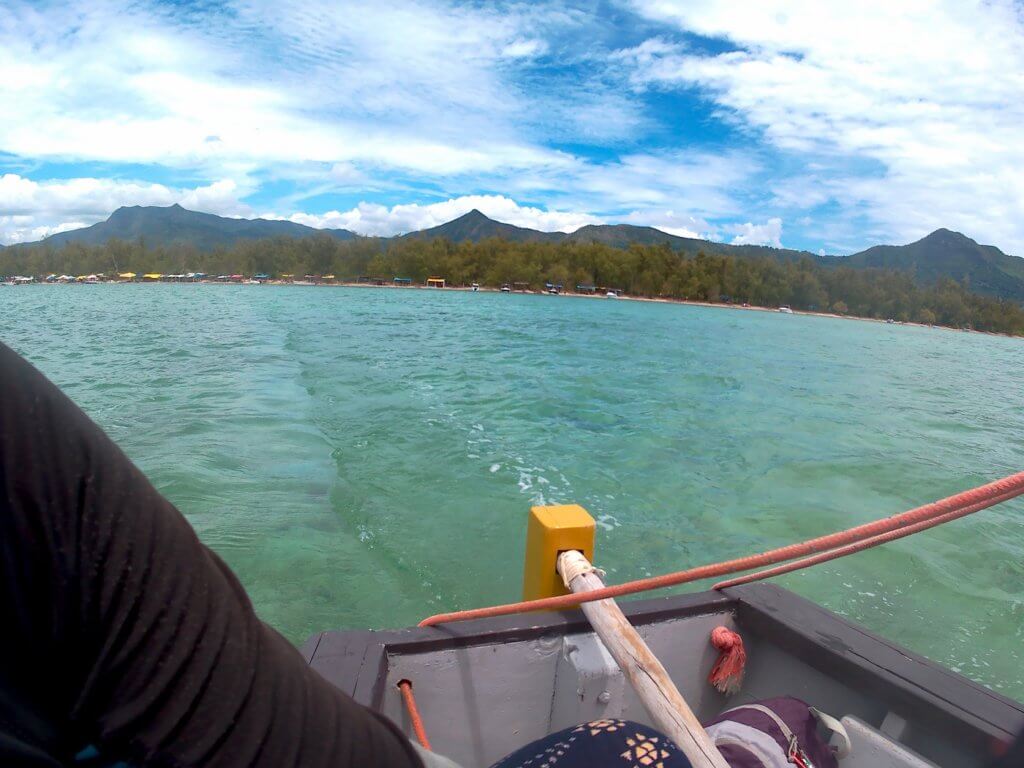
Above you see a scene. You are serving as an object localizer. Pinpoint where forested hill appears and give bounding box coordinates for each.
[840,228,1024,301]
[41,204,358,251]
[22,204,820,260]
[565,222,818,263]
[4,232,1024,335]
[404,210,819,263]
[7,204,1024,303]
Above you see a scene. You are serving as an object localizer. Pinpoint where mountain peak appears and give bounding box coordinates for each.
[845,226,1024,301]
[110,203,183,217]
[40,203,358,250]
[405,208,559,243]
[921,227,973,243]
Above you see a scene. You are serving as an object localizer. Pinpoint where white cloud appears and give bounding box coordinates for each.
[179,180,251,217]
[503,150,756,219]
[12,0,1021,254]
[502,38,548,58]
[624,0,1024,252]
[0,0,774,246]
[619,210,715,240]
[0,174,249,244]
[0,217,87,246]
[727,217,783,247]
[0,0,590,176]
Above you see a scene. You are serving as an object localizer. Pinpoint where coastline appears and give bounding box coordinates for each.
[272,280,1009,337]
[7,278,1010,338]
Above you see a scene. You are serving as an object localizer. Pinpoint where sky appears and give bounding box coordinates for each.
[1,0,1023,254]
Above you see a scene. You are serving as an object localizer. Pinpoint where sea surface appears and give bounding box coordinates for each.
[3,284,1024,698]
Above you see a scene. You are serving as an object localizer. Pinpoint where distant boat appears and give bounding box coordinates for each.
[471,283,480,292]
[500,284,511,293]
[606,290,618,298]
[779,305,793,314]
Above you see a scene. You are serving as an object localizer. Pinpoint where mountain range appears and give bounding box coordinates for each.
[5,204,1024,301]
[38,204,358,251]
[405,208,818,262]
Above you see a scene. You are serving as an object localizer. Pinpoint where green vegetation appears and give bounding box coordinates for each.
[6,235,1024,335]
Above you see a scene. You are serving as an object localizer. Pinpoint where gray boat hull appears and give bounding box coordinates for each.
[303,584,1024,767]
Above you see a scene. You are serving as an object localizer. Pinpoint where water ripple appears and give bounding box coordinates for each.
[2,284,1023,696]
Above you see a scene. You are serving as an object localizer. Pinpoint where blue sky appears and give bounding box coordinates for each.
[2,0,1023,254]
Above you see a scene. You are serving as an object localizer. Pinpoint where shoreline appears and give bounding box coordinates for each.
[259,280,1021,338]
[7,278,1014,339]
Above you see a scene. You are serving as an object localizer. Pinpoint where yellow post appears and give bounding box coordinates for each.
[522,504,596,601]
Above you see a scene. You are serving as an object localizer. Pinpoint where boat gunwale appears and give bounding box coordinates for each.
[730,583,1024,742]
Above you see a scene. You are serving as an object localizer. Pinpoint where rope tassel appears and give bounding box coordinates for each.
[708,626,746,694]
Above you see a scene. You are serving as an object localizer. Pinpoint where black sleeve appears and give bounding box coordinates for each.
[0,342,423,768]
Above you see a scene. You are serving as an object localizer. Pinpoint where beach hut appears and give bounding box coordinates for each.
[393,277,412,286]
[143,273,163,281]
[280,274,294,282]
[322,274,336,282]
[119,272,137,281]
[513,281,530,292]
[575,284,597,294]
[253,273,271,282]
[426,276,446,288]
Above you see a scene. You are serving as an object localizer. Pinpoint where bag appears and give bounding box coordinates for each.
[704,696,850,768]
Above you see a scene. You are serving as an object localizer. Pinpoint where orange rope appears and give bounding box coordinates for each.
[398,680,432,750]
[418,471,1024,627]
[711,485,1023,589]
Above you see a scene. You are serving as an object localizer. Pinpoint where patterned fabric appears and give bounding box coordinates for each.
[489,719,692,768]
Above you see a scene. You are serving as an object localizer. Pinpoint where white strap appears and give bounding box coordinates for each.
[810,707,852,759]
[557,550,605,587]
[720,703,795,742]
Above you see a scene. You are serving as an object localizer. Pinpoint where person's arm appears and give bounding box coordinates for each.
[0,342,424,767]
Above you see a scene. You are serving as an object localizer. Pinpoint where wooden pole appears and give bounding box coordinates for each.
[557,551,729,768]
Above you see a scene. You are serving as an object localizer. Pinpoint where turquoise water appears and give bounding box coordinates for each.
[3,284,1024,697]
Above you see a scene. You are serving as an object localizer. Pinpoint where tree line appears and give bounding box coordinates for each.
[5,234,1024,335]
